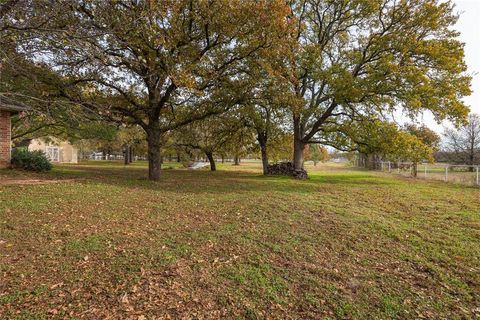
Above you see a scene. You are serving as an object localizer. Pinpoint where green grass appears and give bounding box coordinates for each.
[0,161,479,319]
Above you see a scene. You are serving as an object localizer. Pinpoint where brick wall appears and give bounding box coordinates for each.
[0,110,12,168]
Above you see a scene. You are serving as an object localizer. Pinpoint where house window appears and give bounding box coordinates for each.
[46,147,59,162]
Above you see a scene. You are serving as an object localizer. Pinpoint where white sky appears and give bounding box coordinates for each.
[419,0,480,132]
[454,0,480,114]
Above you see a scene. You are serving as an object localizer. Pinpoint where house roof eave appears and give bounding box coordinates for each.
[0,98,30,114]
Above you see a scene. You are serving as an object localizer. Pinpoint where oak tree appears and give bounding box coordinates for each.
[14,0,291,180]
[286,0,470,172]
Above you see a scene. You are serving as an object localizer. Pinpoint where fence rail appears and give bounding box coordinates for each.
[371,161,480,186]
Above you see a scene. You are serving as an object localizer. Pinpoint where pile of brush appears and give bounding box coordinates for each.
[267,162,308,179]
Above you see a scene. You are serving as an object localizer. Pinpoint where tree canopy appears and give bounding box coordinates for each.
[5,0,292,180]
[285,0,470,170]
[1,0,473,180]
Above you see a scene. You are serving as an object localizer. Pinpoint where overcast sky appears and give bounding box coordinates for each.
[422,0,480,131]
[454,0,480,113]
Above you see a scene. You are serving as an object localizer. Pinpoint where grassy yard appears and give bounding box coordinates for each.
[0,161,479,319]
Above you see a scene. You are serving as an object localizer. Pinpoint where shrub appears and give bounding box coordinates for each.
[11,148,52,172]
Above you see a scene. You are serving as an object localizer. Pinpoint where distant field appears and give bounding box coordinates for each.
[1,161,479,319]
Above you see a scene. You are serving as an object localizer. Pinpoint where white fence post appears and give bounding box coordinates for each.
[445,166,448,182]
[424,165,427,179]
[476,166,479,186]
[388,161,391,172]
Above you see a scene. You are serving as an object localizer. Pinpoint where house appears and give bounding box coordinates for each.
[28,137,79,164]
[0,100,28,168]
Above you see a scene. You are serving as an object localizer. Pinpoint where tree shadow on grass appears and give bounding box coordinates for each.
[44,164,403,196]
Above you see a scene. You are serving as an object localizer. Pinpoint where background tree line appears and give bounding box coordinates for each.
[0,0,473,180]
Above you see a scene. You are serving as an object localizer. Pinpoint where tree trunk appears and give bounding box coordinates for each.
[361,153,367,168]
[293,139,304,170]
[147,130,162,181]
[364,154,376,170]
[412,162,418,177]
[177,153,181,162]
[234,155,240,165]
[221,155,225,163]
[129,146,133,163]
[257,132,269,175]
[260,145,269,175]
[469,148,475,171]
[206,152,216,171]
[293,116,305,170]
[124,145,129,165]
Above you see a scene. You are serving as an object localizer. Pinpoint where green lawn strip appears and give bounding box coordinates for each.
[0,163,478,318]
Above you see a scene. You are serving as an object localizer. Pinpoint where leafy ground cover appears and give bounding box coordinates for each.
[0,161,479,319]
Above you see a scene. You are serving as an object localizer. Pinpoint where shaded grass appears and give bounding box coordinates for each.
[0,161,479,319]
